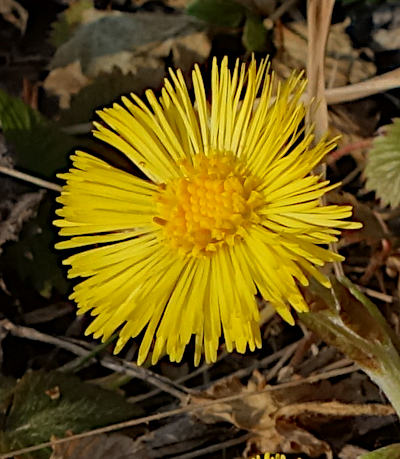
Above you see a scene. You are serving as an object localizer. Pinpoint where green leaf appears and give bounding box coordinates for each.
[360,444,400,459]
[1,197,69,297]
[0,370,142,457]
[186,0,246,28]
[49,0,93,47]
[365,118,400,208]
[242,13,268,52]
[0,89,76,178]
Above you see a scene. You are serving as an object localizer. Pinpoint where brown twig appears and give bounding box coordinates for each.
[213,340,301,385]
[327,138,373,166]
[0,319,190,401]
[306,0,334,141]
[173,433,251,459]
[265,341,298,381]
[0,364,362,459]
[352,284,394,304]
[263,0,299,30]
[0,166,61,192]
[325,67,400,105]
[306,0,344,280]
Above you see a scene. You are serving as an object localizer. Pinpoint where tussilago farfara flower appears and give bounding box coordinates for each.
[54,57,361,365]
[252,454,287,459]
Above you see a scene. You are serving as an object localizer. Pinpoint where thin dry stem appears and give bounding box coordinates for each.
[306,0,344,279]
[0,319,190,401]
[0,365,361,459]
[326,68,400,105]
[0,166,61,192]
[173,433,251,459]
[306,0,334,140]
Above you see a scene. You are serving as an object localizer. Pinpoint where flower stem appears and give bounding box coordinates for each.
[299,276,400,419]
[365,346,400,417]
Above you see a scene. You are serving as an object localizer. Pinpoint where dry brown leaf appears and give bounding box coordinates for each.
[328,103,378,151]
[373,28,400,51]
[273,19,376,88]
[0,190,44,255]
[339,444,370,459]
[164,0,190,7]
[190,371,394,458]
[43,61,90,109]
[132,0,189,6]
[50,431,137,459]
[329,191,385,246]
[0,0,28,33]
[44,10,211,109]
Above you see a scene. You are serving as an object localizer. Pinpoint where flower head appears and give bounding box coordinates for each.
[253,454,287,459]
[54,57,361,365]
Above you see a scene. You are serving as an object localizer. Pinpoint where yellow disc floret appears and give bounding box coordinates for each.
[154,153,263,256]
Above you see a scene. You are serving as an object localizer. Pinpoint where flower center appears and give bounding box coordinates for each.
[153,153,263,256]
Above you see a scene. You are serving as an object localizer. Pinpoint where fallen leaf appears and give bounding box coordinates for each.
[190,371,394,458]
[0,370,142,455]
[43,61,90,109]
[50,12,201,75]
[49,0,93,47]
[165,0,191,7]
[339,444,370,459]
[273,19,376,87]
[0,0,28,33]
[169,30,211,74]
[328,191,384,246]
[50,432,137,459]
[0,190,44,255]
[373,28,400,51]
[44,10,210,110]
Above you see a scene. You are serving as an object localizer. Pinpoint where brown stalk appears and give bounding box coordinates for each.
[306,0,334,141]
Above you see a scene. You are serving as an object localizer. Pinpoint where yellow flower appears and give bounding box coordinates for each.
[54,57,361,365]
[253,454,287,459]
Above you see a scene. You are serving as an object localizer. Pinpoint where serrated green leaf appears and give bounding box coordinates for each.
[186,0,245,28]
[360,444,400,459]
[0,370,142,457]
[365,118,400,208]
[242,13,268,52]
[0,90,76,178]
[49,0,93,47]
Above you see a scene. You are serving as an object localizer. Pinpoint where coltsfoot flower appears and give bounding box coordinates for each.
[252,454,287,459]
[54,57,361,365]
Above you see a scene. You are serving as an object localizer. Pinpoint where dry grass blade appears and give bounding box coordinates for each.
[0,364,362,459]
[0,166,62,192]
[326,68,400,105]
[0,319,190,401]
[306,0,335,140]
[306,0,344,279]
